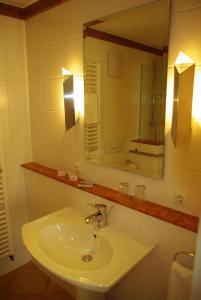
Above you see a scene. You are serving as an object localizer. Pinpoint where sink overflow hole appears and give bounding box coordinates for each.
[81,254,93,262]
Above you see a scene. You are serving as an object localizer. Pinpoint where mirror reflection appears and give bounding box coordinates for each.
[84,0,170,178]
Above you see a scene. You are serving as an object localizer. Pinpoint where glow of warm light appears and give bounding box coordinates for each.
[73,75,84,119]
[192,67,201,120]
[165,68,174,118]
[62,67,72,76]
[62,66,84,120]
[64,93,74,99]
[175,51,194,66]
[174,52,201,121]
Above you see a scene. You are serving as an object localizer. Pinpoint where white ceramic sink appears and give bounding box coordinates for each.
[22,206,156,293]
[38,223,113,270]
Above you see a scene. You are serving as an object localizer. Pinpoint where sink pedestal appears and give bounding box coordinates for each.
[76,288,106,300]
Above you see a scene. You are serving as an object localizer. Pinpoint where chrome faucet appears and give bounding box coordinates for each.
[85,204,107,228]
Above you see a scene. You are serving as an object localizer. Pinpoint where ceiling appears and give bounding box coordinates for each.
[0,0,37,8]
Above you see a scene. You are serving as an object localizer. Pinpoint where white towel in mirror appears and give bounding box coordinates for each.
[167,261,193,300]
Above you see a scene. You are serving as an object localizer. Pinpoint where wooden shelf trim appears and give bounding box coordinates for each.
[0,0,69,20]
[84,27,164,56]
[21,162,199,233]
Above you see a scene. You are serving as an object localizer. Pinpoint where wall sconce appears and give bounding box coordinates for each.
[63,74,76,130]
[171,52,195,147]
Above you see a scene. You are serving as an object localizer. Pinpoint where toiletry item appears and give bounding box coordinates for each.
[57,170,66,177]
[67,171,78,181]
[135,184,146,200]
[119,182,130,197]
[78,180,94,188]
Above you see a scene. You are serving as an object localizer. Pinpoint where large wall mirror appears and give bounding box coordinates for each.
[84,0,170,179]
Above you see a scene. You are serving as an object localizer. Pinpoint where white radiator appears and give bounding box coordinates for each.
[0,165,13,259]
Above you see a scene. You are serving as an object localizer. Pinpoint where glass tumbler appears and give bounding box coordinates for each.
[135,184,146,200]
[119,182,130,197]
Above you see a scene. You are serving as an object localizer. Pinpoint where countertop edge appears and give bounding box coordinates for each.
[21,162,199,233]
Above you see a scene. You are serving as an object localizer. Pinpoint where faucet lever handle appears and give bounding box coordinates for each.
[94,203,106,209]
[87,203,107,214]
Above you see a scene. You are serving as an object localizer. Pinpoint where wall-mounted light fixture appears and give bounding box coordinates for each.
[63,68,76,130]
[171,52,195,147]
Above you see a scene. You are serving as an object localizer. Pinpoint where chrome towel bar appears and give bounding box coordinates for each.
[129,149,163,158]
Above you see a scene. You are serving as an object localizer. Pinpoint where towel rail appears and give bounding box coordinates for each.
[173,251,195,261]
[129,149,163,158]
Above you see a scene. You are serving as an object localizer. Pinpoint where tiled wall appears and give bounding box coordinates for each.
[26,0,201,217]
[85,36,159,165]
[0,16,32,275]
[21,0,201,298]
[24,169,197,300]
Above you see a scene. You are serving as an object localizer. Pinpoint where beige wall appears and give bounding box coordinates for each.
[26,0,201,216]
[0,16,32,275]
[22,1,201,298]
[24,169,197,300]
[0,0,200,294]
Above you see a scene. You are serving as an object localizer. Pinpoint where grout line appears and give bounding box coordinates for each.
[171,3,201,15]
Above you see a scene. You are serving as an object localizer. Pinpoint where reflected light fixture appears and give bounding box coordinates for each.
[171,52,195,147]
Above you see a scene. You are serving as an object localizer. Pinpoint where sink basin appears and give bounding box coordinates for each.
[38,223,113,270]
[22,206,156,293]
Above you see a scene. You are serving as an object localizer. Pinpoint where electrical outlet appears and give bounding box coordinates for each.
[174,191,188,205]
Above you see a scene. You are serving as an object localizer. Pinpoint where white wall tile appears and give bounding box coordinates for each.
[24,1,200,297]
[61,121,84,149]
[42,78,64,111]
[25,0,108,45]
[0,16,4,50]
[0,16,32,276]
[28,80,43,110]
[169,5,201,66]
[172,0,201,13]
[0,49,6,80]
[5,50,26,81]
[44,111,65,142]
[0,111,10,140]
[107,0,154,15]
[0,81,8,110]
[8,110,30,141]
[2,17,25,51]
[140,213,197,264]
[26,45,42,80]
[7,81,28,110]
[30,110,45,141]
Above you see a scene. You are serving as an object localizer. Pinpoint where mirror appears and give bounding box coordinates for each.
[84,0,170,179]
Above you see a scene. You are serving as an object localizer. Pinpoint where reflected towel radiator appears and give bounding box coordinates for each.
[84,62,101,153]
[0,165,13,259]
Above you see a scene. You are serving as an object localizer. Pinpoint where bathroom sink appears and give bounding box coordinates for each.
[38,223,113,270]
[22,206,156,293]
